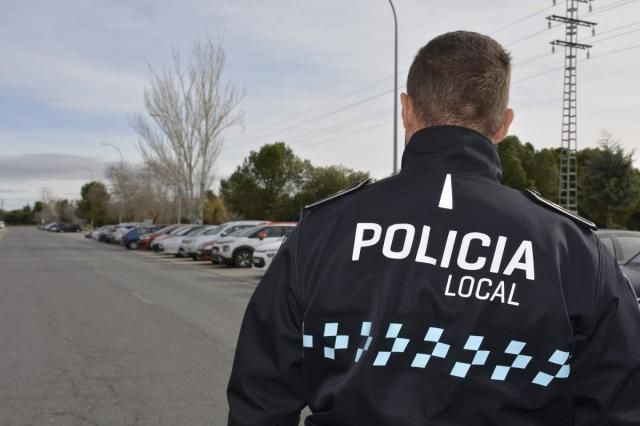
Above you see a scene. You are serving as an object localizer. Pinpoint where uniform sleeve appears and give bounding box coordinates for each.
[227,230,306,426]
[572,238,640,425]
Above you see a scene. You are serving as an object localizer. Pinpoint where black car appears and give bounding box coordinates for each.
[56,223,81,233]
[596,230,640,302]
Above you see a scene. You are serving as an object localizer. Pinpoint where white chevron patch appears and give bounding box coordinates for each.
[438,174,453,210]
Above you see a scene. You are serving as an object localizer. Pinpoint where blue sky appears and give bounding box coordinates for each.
[1,0,639,209]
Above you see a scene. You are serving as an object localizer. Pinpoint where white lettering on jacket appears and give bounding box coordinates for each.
[351,223,535,281]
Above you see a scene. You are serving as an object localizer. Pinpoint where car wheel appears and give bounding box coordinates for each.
[130,241,138,249]
[233,249,252,268]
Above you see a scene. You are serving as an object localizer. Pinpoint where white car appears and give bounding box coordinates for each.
[0,220,5,229]
[161,225,215,256]
[151,225,199,252]
[252,239,285,274]
[86,224,111,239]
[107,223,144,244]
[183,221,267,259]
[211,222,296,268]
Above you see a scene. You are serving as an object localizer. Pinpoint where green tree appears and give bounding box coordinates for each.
[497,136,528,189]
[76,181,110,227]
[220,142,307,220]
[221,142,370,221]
[579,135,639,228]
[296,165,370,207]
[4,204,35,225]
[530,149,560,202]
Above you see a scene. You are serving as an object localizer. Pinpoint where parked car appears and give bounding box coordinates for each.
[121,225,164,249]
[151,225,200,252]
[211,222,297,267]
[252,238,285,274]
[86,225,111,239]
[46,223,61,232]
[56,223,81,233]
[97,225,118,241]
[596,229,640,302]
[195,241,215,261]
[0,220,5,229]
[161,225,217,256]
[183,221,267,260]
[104,223,144,244]
[158,225,207,255]
[136,224,180,250]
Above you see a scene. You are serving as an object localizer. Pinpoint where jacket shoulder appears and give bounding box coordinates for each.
[523,189,597,231]
[304,178,376,212]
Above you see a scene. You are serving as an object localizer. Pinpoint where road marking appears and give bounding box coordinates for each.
[132,292,154,305]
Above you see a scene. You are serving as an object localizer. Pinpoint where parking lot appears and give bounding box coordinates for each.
[0,227,262,425]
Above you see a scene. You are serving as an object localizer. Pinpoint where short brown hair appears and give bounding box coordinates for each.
[407,31,511,137]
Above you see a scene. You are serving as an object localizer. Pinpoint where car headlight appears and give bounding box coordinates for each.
[266,251,278,258]
[222,245,230,252]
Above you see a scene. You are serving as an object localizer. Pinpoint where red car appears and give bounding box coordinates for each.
[194,241,215,261]
[137,224,180,250]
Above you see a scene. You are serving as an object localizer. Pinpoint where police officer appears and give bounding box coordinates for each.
[228,31,640,425]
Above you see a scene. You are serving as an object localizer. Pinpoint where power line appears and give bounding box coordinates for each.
[233,73,403,143]
[217,40,640,173]
[489,2,567,35]
[590,27,640,42]
[217,0,639,170]
[220,107,393,158]
[513,19,640,67]
[223,3,614,150]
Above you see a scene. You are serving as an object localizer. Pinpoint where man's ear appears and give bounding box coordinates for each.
[493,108,515,144]
[401,93,414,131]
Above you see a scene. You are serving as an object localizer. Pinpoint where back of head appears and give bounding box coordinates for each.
[407,31,511,138]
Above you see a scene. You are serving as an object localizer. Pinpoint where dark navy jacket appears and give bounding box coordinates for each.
[228,126,640,426]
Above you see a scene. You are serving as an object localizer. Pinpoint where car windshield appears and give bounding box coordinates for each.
[158,225,178,234]
[184,226,205,235]
[174,226,196,236]
[231,225,264,238]
[203,226,221,236]
[190,226,216,237]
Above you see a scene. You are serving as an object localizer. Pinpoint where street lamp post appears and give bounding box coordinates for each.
[388,0,399,175]
[101,143,124,223]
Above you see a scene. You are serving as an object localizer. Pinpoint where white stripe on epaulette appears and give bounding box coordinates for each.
[304,178,375,210]
[524,189,597,231]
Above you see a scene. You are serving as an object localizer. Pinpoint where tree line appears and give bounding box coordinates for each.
[2,134,638,229]
[498,132,639,229]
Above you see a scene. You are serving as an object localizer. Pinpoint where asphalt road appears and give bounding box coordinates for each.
[0,227,263,426]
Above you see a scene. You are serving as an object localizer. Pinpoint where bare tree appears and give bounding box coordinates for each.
[105,163,175,223]
[131,38,243,223]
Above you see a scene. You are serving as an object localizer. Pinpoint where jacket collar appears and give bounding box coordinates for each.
[400,125,502,182]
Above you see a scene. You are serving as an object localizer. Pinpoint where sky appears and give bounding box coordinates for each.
[1,0,639,210]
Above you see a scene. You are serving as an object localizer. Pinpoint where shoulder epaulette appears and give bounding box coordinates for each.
[304,178,375,211]
[524,189,597,231]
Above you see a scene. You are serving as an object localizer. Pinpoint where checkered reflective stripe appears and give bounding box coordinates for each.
[373,323,410,366]
[491,340,532,381]
[411,327,450,369]
[450,335,490,378]
[355,322,373,362]
[301,322,572,388]
[532,350,570,386]
[323,323,349,360]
